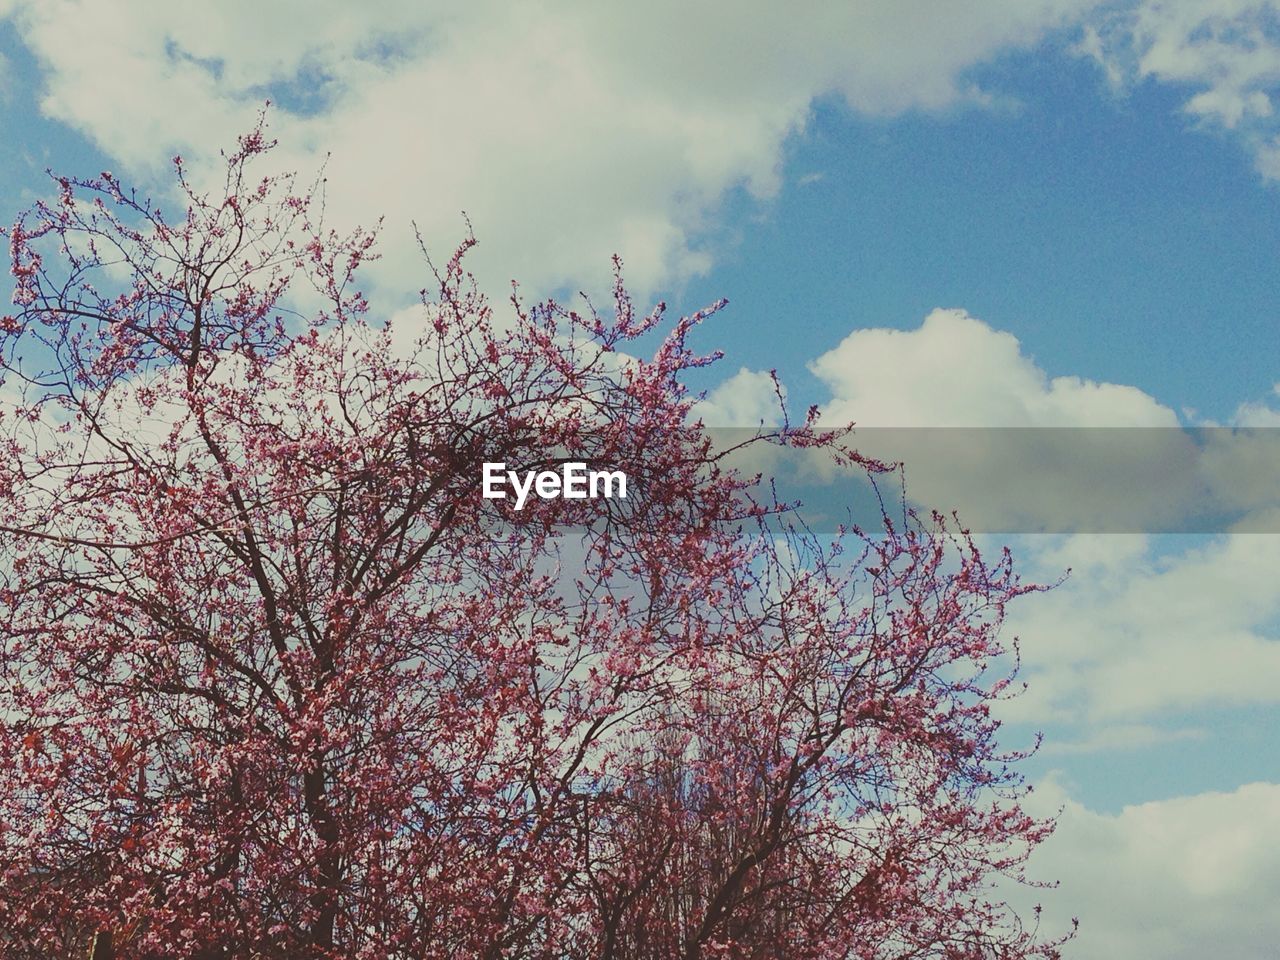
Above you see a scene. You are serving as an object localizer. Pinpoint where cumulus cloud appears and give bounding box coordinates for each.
[796,309,1208,532]
[697,311,1280,534]
[809,308,1177,428]
[0,0,1097,300]
[1001,531,1280,725]
[775,311,1280,733]
[1025,778,1280,959]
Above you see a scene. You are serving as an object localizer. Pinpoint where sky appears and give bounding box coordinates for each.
[2,1,1279,956]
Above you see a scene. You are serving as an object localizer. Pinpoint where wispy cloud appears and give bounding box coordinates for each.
[1080,0,1280,178]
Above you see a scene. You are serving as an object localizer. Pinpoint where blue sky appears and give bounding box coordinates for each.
[676,54,1280,422]
[2,3,1279,956]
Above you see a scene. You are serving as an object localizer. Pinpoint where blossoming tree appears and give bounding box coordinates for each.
[0,127,1071,959]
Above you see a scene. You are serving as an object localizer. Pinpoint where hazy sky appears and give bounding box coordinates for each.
[2,3,1279,956]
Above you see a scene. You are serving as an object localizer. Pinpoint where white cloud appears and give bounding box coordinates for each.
[809,308,1177,428]
[1026,778,1280,960]
[1230,382,1280,425]
[1038,722,1206,754]
[694,367,784,427]
[1001,531,1280,725]
[1,1,1098,300]
[789,313,1280,731]
[801,309,1196,531]
[1082,1,1280,178]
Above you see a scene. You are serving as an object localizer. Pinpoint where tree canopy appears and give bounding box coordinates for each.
[0,127,1070,960]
